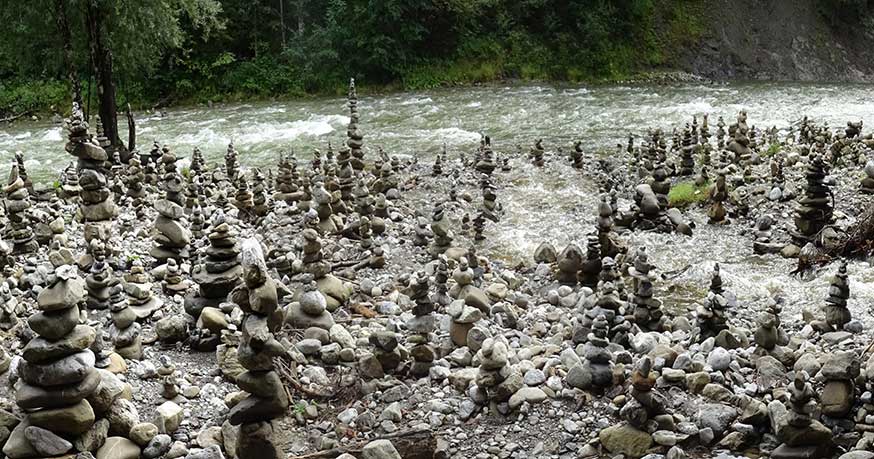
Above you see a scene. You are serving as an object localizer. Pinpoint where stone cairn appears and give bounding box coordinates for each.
[228,238,289,459]
[530,139,545,166]
[475,337,521,406]
[570,314,614,391]
[186,210,242,320]
[3,164,38,254]
[124,155,147,217]
[274,152,302,204]
[727,111,752,163]
[234,175,255,219]
[475,136,497,175]
[151,146,191,263]
[619,356,667,429]
[578,233,601,289]
[571,141,584,169]
[407,271,435,376]
[65,103,116,261]
[286,278,334,331]
[433,145,445,176]
[823,261,851,332]
[696,264,730,341]
[429,202,453,258]
[708,171,728,224]
[448,296,482,348]
[225,141,240,181]
[678,124,695,175]
[85,240,112,310]
[820,351,859,419]
[346,79,366,171]
[59,162,81,201]
[5,265,97,459]
[124,259,163,319]
[630,268,663,332]
[771,371,833,459]
[109,263,142,360]
[792,154,832,243]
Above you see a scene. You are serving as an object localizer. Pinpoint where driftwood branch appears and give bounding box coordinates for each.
[288,428,439,459]
[0,112,30,123]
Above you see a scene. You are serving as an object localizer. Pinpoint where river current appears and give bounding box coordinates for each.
[3,81,874,331]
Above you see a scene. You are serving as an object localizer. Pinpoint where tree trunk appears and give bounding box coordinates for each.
[279,0,286,48]
[126,103,136,159]
[86,0,122,151]
[55,0,82,108]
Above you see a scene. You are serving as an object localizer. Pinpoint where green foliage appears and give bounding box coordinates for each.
[668,181,709,208]
[764,143,781,157]
[1,0,700,113]
[0,79,69,116]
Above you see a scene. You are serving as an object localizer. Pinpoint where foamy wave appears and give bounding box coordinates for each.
[429,127,480,144]
[41,128,63,142]
[400,97,433,106]
[236,114,350,144]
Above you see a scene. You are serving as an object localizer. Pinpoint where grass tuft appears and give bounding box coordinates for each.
[668,180,709,208]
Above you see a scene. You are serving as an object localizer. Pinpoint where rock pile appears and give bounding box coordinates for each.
[792,154,832,243]
[151,147,191,263]
[229,239,288,459]
[823,261,851,332]
[407,271,436,376]
[186,210,242,320]
[5,265,99,458]
[3,164,38,254]
[124,259,163,319]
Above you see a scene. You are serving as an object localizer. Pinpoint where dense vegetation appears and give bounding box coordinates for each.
[0,0,868,117]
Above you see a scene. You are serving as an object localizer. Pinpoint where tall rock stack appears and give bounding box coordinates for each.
[234,175,255,219]
[225,141,240,182]
[430,202,453,257]
[5,265,98,459]
[228,239,288,459]
[571,141,584,169]
[65,103,116,261]
[530,139,545,167]
[3,164,38,255]
[124,155,147,216]
[59,162,81,201]
[109,266,142,360]
[151,146,192,263]
[792,154,832,243]
[14,151,33,194]
[407,271,435,376]
[771,371,833,459]
[630,271,664,332]
[252,168,270,217]
[823,261,851,332]
[186,210,242,319]
[274,153,302,204]
[85,240,112,310]
[124,259,163,319]
[678,125,695,175]
[727,111,752,163]
[346,79,366,171]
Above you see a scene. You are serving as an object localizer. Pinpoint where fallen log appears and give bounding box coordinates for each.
[0,111,30,123]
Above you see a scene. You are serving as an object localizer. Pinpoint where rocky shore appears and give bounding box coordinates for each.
[0,80,874,459]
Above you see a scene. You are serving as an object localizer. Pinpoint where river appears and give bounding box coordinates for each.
[3,81,874,332]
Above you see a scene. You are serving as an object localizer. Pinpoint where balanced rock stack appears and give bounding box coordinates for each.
[346,79,366,171]
[727,111,752,163]
[792,154,832,243]
[771,371,833,459]
[696,264,731,341]
[366,331,403,377]
[823,261,851,332]
[820,351,859,418]
[630,270,664,332]
[578,233,602,288]
[65,103,116,260]
[530,139,545,167]
[430,202,453,257]
[475,136,497,175]
[234,175,255,218]
[448,298,482,348]
[286,279,334,330]
[59,162,81,201]
[571,141,584,169]
[251,168,270,217]
[568,314,614,391]
[678,124,695,175]
[575,277,630,346]
[5,265,98,459]
[186,210,242,319]
[85,240,112,310]
[151,147,191,263]
[708,171,728,224]
[299,228,350,310]
[618,356,667,429]
[3,164,38,254]
[228,238,288,459]
[109,268,142,360]
[407,271,436,376]
[274,153,302,204]
[225,141,240,181]
[475,337,521,406]
[124,259,163,319]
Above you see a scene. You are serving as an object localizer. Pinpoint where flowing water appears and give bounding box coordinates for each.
[4,81,874,330]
